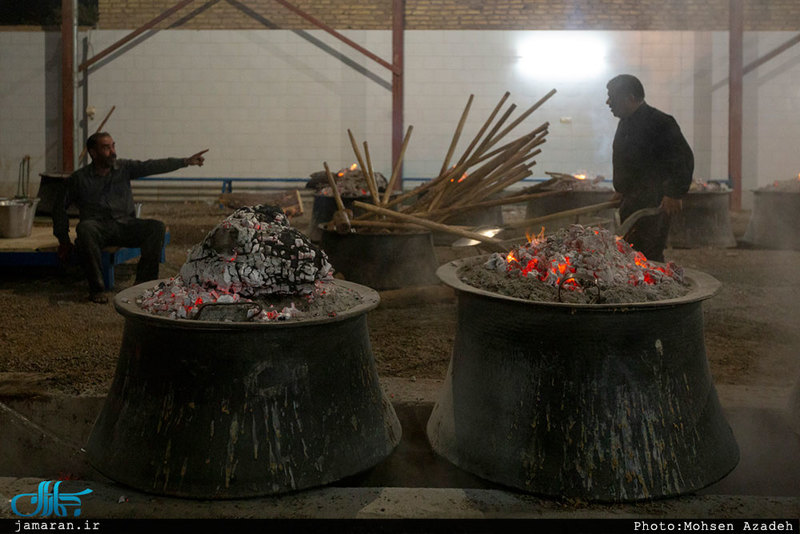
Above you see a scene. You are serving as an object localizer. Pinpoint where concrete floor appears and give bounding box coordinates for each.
[1,378,799,520]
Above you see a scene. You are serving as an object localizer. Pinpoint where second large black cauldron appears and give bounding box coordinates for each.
[427,259,739,501]
[668,191,736,248]
[86,280,400,498]
[742,191,800,250]
[320,227,440,290]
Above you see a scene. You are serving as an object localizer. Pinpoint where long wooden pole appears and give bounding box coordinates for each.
[383,125,413,204]
[506,201,620,230]
[439,94,473,177]
[422,189,565,220]
[353,201,506,252]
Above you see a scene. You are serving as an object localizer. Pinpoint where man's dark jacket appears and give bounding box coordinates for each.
[612,102,694,221]
[53,158,184,244]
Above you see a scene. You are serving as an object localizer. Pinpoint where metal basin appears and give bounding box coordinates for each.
[0,198,40,238]
[86,280,401,499]
[320,227,440,290]
[668,191,736,248]
[742,191,800,250]
[427,259,739,501]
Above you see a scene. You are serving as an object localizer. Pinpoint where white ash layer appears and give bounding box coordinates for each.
[460,225,689,304]
[136,205,336,321]
[180,204,333,297]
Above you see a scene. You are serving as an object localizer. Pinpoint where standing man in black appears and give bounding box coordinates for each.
[606,74,694,262]
[53,132,208,303]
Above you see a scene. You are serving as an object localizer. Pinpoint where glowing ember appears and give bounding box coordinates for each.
[459,225,689,304]
[308,164,388,197]
[762,175,800,192]
[137,205,335,321]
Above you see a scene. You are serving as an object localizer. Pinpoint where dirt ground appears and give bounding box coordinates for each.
[0,201,799,398]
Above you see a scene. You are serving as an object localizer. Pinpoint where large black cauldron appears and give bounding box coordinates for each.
[427,259,739,501]
[86,280,400,498]
[320,227,440,290]
[668,191,736,248]
[742,191,800,250]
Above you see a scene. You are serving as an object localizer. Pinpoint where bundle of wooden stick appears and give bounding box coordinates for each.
[349,90,567,230]
[326,89,622,250]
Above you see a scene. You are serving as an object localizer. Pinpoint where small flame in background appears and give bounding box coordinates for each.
[337,163,359,177]
[573,173,587,180]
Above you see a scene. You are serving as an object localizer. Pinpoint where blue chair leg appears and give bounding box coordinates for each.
[102,251,115,290]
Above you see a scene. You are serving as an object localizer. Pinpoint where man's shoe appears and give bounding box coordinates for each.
[89,292,109,304]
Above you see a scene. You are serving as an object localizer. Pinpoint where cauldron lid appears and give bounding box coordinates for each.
[113,279,379,329]
[437,257,721,310]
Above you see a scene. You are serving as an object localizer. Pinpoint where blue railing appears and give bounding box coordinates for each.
[136,175,555,194]
[137,176,309,194]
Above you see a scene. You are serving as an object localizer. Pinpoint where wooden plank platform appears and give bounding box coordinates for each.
[0,225,69,252]
[0,225,169,290]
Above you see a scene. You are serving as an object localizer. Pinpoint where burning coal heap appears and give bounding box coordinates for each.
[460,225,689,304]
[307,164,388,197]
[762,174,800,192]
[689,179,730,192]
[137,205,337,321]
[545,172,612,192]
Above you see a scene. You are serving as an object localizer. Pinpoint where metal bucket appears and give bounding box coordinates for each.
[742,191,800,250]
[525,189,616,232]
[668,191,736,248]
[0,198,40,238]
[320,227,440,290]
[86,280,401,499]
[427,259,739,501]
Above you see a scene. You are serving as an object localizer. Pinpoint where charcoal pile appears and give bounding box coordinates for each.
[458,224,689,304]
[760,175,800,192]
[307,164,388,197]
[134,205,364,322]
[540,171,613,192]
[688,180,731,192]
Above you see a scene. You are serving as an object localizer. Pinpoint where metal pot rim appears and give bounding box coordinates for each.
[437,257,721,310]
[113,279,380,329]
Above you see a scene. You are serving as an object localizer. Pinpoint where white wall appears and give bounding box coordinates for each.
[2,28,800,207]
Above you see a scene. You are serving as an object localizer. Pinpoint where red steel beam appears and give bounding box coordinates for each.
[272,0,399,75]
[61,0,75,173]
[728,0,743,211]
[78,0,195,72]
[391,0,405,187]
[743,33,800,76]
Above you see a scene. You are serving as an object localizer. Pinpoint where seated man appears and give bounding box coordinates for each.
[53,132,208,303]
